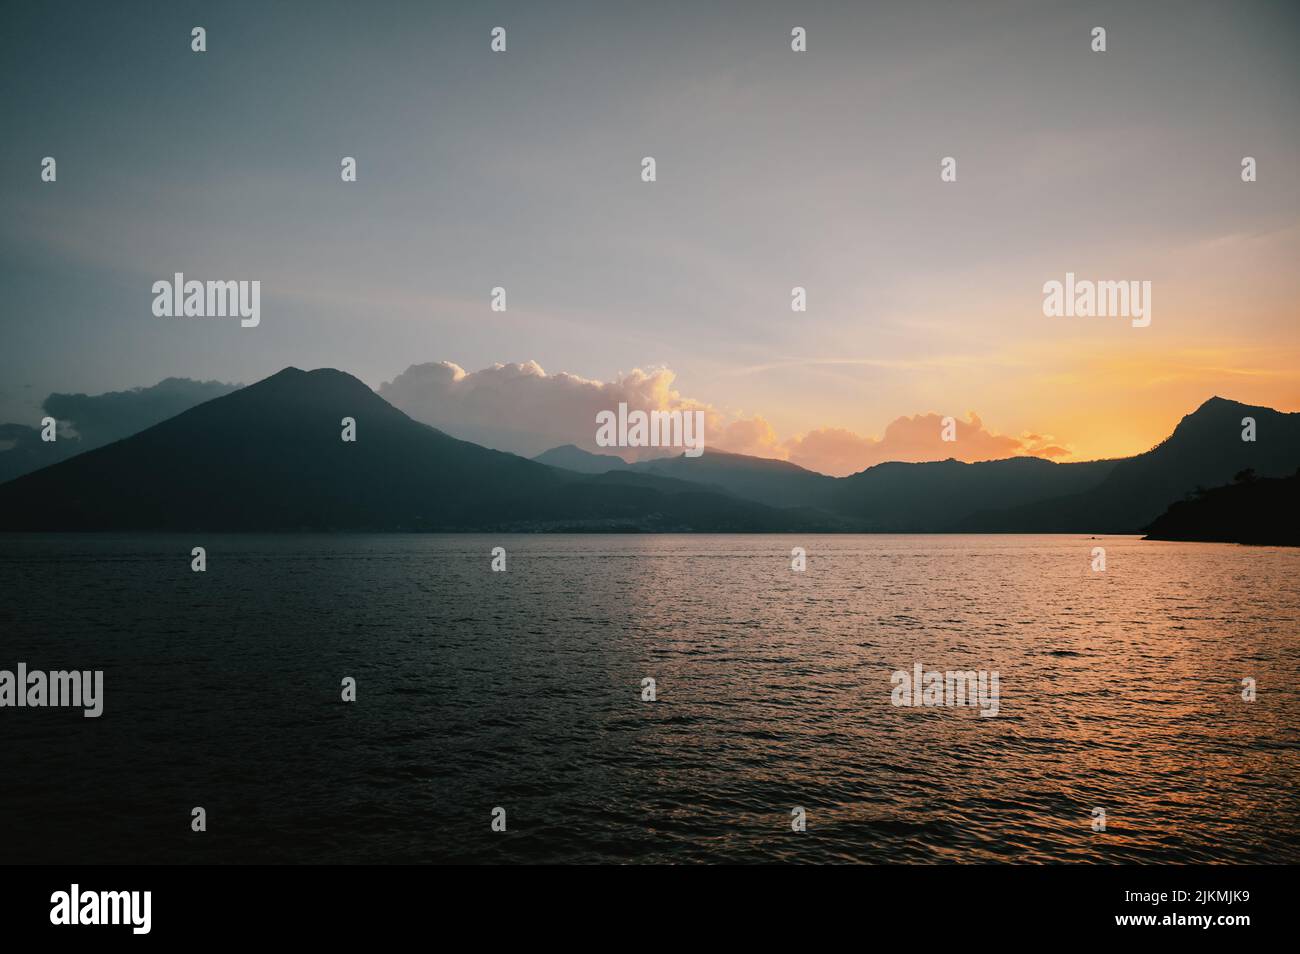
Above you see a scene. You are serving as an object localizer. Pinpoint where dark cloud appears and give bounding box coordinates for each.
[41,378,241,446]
[0,378,240,484]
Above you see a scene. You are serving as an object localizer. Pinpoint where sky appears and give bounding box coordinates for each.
[2,0,1297,475]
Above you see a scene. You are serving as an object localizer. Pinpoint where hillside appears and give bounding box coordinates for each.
[1144,470,1300,545]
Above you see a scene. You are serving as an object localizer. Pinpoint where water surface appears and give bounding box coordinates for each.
[1,533,1297,863]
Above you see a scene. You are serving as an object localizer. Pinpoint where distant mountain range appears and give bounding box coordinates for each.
[0,368,1296,535]
[532,444,633,474]
[534,396,1300,535]
[0,369,837,532]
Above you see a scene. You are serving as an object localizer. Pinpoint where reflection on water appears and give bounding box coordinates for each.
[1,533,1297,863]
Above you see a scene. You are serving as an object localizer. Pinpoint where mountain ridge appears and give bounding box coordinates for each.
[1,370,1296,534]
[0,368,843,532]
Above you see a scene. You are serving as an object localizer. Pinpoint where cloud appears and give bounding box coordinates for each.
[380,360,1072,476]
[714,416,784,459]
[782,413,1071,476]
[41,378,241,447]
[379,361,727,460]
[0,378,241,485]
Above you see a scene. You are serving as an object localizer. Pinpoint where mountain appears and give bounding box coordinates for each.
[629,449,837,510]
[531,446,835,512]
[830,456,1119,531]
[961,398,1300,532]
[1145,470,1300,545]
[2,373,1296,535]
[532,444,631,474]
[0,368,842,532]
[538,397,1300,532]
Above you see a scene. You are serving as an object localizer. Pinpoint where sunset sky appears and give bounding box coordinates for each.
[2,0,1297,476]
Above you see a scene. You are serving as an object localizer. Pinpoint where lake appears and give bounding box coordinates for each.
[1,533,1297,863]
